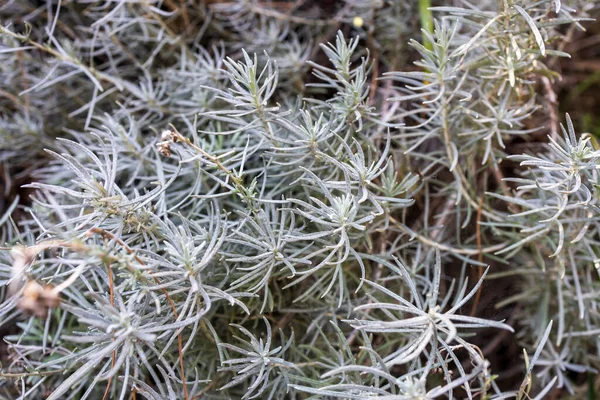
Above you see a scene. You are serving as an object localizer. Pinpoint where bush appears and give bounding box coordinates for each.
[0,0,598,398]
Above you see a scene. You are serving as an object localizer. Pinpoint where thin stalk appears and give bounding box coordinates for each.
[389,215,507,256]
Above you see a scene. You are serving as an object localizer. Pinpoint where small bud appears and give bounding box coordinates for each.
[352,16,364,28]
[18,280,60,318]
[157,142,172,157]
[157,129,174,157]
[160,129,173,141]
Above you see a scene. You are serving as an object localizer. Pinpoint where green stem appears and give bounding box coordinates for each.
[419,0,434,51]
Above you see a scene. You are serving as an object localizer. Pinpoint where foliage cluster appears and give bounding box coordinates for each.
[0,0,598,399]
